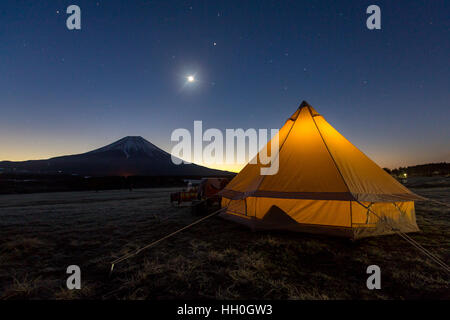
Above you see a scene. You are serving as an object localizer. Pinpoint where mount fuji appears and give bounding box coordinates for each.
[0,136,232,177]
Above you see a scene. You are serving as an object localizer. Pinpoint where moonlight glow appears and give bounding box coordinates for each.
[187,75,195,82]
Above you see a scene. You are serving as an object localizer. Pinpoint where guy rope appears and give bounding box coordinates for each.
[357,199,450,273]
[109,205,227,275]
[108,196,449,275]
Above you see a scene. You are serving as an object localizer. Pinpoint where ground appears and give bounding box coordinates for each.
[0,179,448,300]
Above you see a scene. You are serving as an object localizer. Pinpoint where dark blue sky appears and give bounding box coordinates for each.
[1,0,449,170]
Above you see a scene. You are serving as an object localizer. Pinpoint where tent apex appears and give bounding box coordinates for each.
[299,100,311,108]
[298,100,320,116]
[290,100,319,120]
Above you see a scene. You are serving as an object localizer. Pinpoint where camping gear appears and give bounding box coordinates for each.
[198,178,230,199]
[170,180,201,205]
[220,101,425,239]
[170,178,230,207]
[170,189,199,205]
[191,178,230,215]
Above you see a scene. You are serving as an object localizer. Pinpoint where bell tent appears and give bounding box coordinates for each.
[220,101,424,239]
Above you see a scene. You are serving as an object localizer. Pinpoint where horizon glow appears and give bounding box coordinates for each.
[0,2,448,170]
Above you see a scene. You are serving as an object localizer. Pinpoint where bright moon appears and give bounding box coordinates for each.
[187,75,195,82]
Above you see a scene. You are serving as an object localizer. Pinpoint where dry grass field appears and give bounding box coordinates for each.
[0,178,449,300]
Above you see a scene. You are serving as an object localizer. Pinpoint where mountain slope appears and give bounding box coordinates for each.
[0,136,231,177]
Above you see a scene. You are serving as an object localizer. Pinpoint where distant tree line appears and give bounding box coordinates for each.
[0,173,233,194]
[383,162,450,177]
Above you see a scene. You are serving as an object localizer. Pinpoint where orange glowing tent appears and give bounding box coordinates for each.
[220,101,424,239]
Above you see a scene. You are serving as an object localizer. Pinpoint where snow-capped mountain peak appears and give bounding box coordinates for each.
[88,136,166,158]
[0,136,232,176]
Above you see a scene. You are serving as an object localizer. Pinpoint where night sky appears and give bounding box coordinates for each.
[1,0,449,171]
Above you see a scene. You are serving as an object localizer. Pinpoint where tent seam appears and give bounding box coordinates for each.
[309,106,355,201]
[249,106,299,196]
